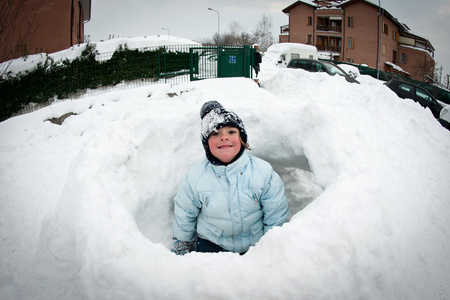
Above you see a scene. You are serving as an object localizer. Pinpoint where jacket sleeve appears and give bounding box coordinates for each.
[261,171,289,233]
[172,174,201,241]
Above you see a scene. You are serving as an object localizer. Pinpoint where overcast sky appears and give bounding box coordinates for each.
[84,0,450,76]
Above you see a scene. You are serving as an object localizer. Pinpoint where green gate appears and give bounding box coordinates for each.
[190,45,254,81]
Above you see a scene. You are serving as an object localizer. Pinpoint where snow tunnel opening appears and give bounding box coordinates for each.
[134,153,322,249]
[266,153,323,221]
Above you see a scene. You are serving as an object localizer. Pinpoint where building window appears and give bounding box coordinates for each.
[306,16,313,26]
[347,37,354,49]
[346,58,353,63]
[401,53,407,63]
[382,44,386,56]
[383,22,388,34]
[393,50,397,64]
[307,34,313,45]
[348,16,353,27]
[393,30,398,42]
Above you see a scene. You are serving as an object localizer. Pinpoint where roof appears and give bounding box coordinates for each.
[340,0,401,28]
[80,0,91,22]
[282,1,316,14]
[400,32,435,52]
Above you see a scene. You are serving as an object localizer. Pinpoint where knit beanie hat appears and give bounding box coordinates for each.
[200,101,248,165]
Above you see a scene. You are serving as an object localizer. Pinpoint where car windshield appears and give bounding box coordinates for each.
[321,61,348,76]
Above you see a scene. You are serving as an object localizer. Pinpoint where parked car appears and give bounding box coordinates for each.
[286,58,359,83]
[385,79,450,130]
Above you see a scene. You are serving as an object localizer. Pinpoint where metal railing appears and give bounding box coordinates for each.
[317,25,342,33]
[316,45,342,53]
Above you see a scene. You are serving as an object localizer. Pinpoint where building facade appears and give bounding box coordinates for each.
[0,0,91,63]
[279,0,435,82]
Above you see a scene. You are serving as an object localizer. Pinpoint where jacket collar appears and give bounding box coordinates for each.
[211,151,249,176]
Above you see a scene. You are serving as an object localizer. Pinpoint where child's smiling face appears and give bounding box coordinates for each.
[208,126,241,164]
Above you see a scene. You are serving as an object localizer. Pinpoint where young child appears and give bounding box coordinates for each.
[171,101,289,255]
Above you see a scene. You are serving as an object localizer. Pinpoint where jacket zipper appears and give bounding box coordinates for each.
[254,193,258,205]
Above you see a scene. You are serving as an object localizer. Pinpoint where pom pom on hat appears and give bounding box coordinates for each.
[200,100,223,119]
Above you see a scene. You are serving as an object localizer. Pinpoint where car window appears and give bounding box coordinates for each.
[311,62,324,72]
[398,83,414,94]
[415,88,433,104]
[291,59,311,71]
[288,59,297,67]
[302,60,312,71]
[321,61,347,76]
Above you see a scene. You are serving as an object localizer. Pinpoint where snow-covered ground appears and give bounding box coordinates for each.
[1,38,450,299]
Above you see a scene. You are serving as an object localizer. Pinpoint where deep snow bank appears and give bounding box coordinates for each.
[1,70,450,299]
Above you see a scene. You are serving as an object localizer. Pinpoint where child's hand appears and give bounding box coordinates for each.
[171,236,196,255]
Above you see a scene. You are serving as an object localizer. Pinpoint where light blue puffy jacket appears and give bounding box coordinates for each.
[173,152,289,253]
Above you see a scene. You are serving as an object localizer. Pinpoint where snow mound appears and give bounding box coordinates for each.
[1,70,450,299]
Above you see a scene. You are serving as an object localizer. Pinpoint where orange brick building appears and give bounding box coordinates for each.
[0,0,91,63]
[279,0,435,82]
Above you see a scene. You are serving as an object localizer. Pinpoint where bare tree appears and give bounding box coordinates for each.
[203,16,274,49]
[411,57,436,84]
[253,14,274,52]
[443,74,450,90]
[0,0,40,76]
[221,22,255,46]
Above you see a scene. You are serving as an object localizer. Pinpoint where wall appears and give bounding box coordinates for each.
[1,0,86,63]
[399,46,434,81]
[342,1,379,66]
[287,4,315,44]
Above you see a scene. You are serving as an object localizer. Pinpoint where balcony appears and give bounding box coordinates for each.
[317,25,342,33]
[316,44,341,53]
[316,16,343,33]
[280,24,289,34]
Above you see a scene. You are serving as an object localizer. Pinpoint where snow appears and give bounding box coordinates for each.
[385,61,410,75]
[263,43,318,69]
[266,43,318,55]
[1,38,450,299]
[1,35,200,76]
[399,43,434,58]
[337,63,361,78]
[318,51,340,60]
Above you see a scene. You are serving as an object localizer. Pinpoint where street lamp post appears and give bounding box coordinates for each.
[208,8,220,45]
[377,0,381,79]
[162,27,170,39]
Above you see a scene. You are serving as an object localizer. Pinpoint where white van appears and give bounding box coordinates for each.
[264,43,318,68]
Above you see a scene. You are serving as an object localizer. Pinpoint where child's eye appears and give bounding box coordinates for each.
[229,130,237,134]
[210,131,218,136]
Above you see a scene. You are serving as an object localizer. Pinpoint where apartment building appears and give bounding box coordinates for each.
[0,0,91,63]
[279,0,435,82]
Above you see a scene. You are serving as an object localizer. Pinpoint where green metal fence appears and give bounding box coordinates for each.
[189,45,254,81]
[1,44,256,122]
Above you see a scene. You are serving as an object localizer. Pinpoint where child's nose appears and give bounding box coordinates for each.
[219,133,229,140]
